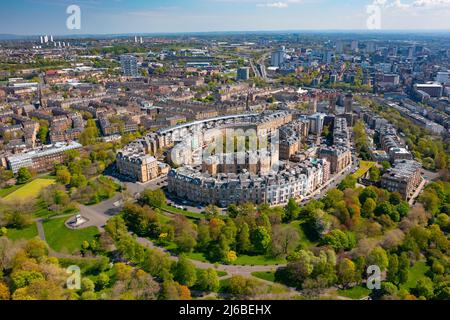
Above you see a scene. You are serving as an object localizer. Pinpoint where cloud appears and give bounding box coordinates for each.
[413,0,450,7]
[373,0,450,8]
[256,0,303,8]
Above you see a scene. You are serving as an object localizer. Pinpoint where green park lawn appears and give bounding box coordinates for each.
[337,285,371,299]
[43,217,99,254]
[251,271,276,282]
[6,224,39,241]
[231,254,286,266]
[3,178,56,202]
[0,184,22,198]
[352,161,376,179]
[401,260,430,290]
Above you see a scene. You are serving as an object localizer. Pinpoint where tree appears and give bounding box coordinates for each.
[337,258,357,289]
[38,121,49,144]
[204,205,220,218]
[140,189,166,208]
[362,198,376,218]
[305,209,332,240]
[24,239,48,259]
[323,188,344,209]
[285,250,315,287]
[196,268,219,292]
[17,167,32,184]
[96,272,110,290]
[173,256,197,287]
[0,282,10,300]
[367,247,389,271]
[414,277,434,299]
[79,119,99,146]
[12,279,66,300]
[227,276,258,297]
[321,230,356,251]
[359,187,378,205]
[70,174,87,188]
[338,175,356,191]
[387,254,399,284]
[81,278,95,293]
[251,226,271,254]
[56,167,71,185]
[389,192,402,205]
[369,166,381,182]
[196,220,211,251]
[11,270,44,290]
[236,222,252,253]
[284,198,301,221]
[112,263,133,282]
[271,225,300,257]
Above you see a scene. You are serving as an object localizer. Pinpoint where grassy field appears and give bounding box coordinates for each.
[43,217,99,254]
[0,184,22,198]
[337,285,371,299]
[289,220,316,248]
[352,161,376,179]
[251,271,276,282]
[401,260,430,290]
[6,224,39,241]
[231,254,286,266]
[3,179,55,202]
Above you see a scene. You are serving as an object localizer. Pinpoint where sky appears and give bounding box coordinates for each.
[0,0,449,35]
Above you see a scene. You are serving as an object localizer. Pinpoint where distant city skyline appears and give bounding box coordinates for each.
[1,0,450,35]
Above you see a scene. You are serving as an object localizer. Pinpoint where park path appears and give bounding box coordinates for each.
[135,236,285,276]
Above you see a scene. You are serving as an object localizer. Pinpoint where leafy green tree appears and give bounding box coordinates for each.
[251,226,271,254]
[414,277,434,299]
[284,198,301,221]
[38,123,48,143]
[56,167,71,185]
[236,222,252,253]
[359,187,378,205]
[387,253,399,284]
[96,272,110,290]
[79,119,99,146]
[389,192,403,205]
[196,220,211,251]
[338,175,356,191]
[362,198,377,218]
[17,167,32,184]
[285,250,316,287]
[196,268,219,292]
[369,166,381,182]
[395,202,410,218]
[140,189,167,208]
[367,247,389,271]
[321,230,356,251]
[337,258,357,289]
[322,188,344,209]
[173,256,197,287]
[70,174,87,188]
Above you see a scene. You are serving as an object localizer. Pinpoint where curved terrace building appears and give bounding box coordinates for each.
[116,110,351,206]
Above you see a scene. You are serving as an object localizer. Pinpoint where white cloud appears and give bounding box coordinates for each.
[373,0,450,8]
[256,0,303,8]
[413,0,450,7]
